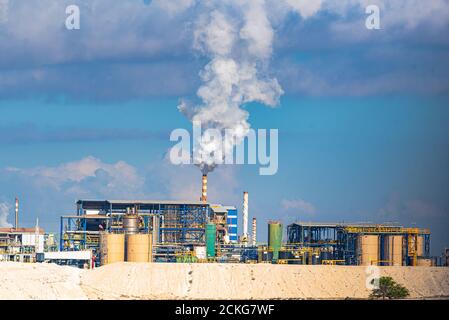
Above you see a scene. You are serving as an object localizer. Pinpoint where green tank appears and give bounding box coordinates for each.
[268,222,283,262]
[206,223,216,258]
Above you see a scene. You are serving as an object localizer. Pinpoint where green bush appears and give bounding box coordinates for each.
[369,276,410,300]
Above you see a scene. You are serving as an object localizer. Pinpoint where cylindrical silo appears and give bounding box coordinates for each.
[123,215,139,234]
[268,222,283,262]
[359,235,379,266]
[126,233,152,262]
[100,233,125,265]
[417,236,424,257]
[206,223,216,258]
[383,235,403,266]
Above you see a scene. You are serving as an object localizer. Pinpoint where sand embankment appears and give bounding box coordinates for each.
[0,262,87,299]
[1,262,448,300]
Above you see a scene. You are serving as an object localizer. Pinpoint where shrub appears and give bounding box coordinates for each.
[369,276,410,300]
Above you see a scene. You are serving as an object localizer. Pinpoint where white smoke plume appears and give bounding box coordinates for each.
[0,202,13,228]
[177,0,329,174]
[178,0,288,174]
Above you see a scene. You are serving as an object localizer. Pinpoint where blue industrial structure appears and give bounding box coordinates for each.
[60,199,241,262]
[287,222,431,266]
[225,206,238,243]
[58,200,434,266]
[61,200,211,252]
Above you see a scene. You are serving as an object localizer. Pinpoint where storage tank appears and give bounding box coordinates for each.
[123,215,139,234]
[206,223,216,258]
[359,235,379,266]
[268,222,283,262]
[383,235,403,266]
[417,235,424,257]
[126,233,152,262]
[100,233,125,265]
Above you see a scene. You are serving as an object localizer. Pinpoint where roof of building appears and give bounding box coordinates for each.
[0,227,45,234]
[77,199,209,206]
[289,221,402,228]
[210,206,228,214]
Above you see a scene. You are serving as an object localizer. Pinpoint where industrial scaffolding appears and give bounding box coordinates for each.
[287,222,431,266]
[60,200,211,260]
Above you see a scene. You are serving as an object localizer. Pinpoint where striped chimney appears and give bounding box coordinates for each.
[243,191,249,240]
[201,174,208,203]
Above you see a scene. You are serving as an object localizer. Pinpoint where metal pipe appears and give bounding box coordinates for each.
[15,197,19,230]
[242,192,248,242]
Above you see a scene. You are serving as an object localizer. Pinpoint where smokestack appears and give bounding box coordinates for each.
[201,174,208,203]
[252,217,257,246]
[242,191,248,242]
[15,197,19,230]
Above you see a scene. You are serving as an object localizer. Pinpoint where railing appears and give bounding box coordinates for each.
[344,226,430,234]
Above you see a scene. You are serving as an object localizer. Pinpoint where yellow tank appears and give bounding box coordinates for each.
[417,236,424,257]
[359,235,379,266]
[100,233,125,265]
[126,234,152,262]
[383,235,403,266]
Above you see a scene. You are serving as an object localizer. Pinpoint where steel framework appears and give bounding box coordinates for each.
[287,222,431,265]
[60,200,211,253]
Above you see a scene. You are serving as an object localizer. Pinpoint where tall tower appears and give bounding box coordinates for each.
[15,197,19,230]
[242,191,249,244]
[201,174,208,203]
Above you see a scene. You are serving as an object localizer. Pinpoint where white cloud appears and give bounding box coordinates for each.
[3,155,242,206]
[152,0,196,16]
[281,198,316,215]
[6,156,144,198]
[0,0,8,24]
[285,0,323,19]
[326,0,449,33]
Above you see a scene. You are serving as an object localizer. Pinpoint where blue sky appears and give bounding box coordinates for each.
[0,0,448,255]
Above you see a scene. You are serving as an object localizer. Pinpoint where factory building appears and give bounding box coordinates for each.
[0,227,45,262]
[210,205,238,243]
[0,198,57,262]
[60,199,238,264]
[286,222,431,266]
[57,197,439,267]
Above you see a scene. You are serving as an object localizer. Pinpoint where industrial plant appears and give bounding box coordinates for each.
[2,174,445,269]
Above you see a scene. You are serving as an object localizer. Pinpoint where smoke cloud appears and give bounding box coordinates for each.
[0,202,12,228]
[178,0,288,174]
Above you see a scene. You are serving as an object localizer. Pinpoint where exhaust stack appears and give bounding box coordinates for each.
[15,197,19,230]
[242,191,249,243]
[201,174,208,203]
[252,217,257,246]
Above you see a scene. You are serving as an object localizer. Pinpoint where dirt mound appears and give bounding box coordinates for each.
[80,263,449,300]
[1,262,448,300]
[0,262,86,300]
